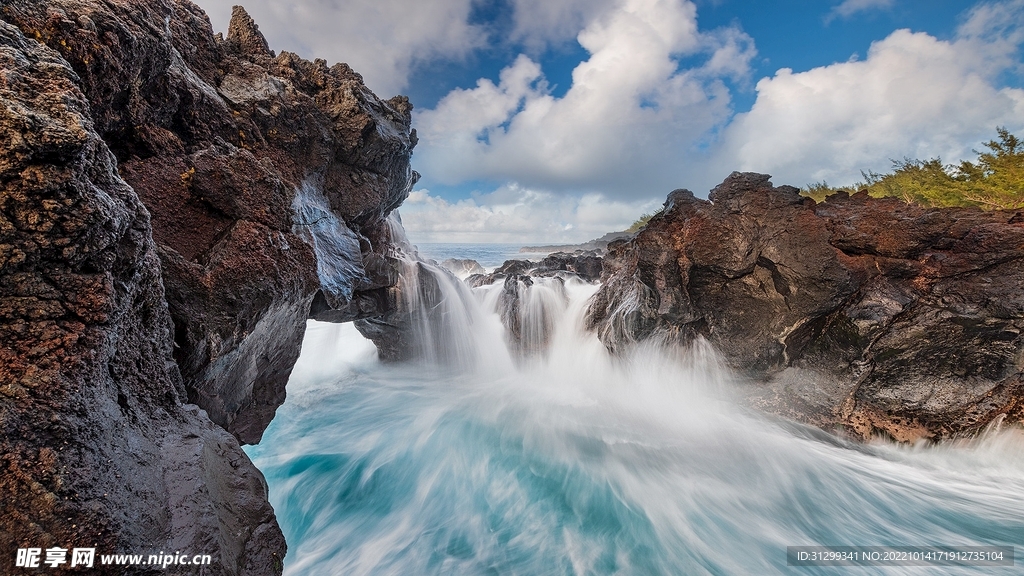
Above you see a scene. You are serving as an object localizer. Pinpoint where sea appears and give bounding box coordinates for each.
[243,245,1024,576]
[413,243,553,269]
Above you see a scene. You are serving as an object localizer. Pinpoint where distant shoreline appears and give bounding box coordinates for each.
[519,231,635,254]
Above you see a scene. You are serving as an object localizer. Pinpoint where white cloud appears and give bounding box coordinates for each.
[509,0,618,52]
[414,0,755,197]
[716,3,1024,188]
[827,0,894,22]
[399,186,661,244]
[191,0,1024,241]
[192,0,484,96]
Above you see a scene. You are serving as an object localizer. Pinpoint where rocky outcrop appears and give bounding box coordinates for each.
[1,0,417,444]
[496,274,568,357]
[587,172,1024,441]
[2,0,418,573]
[439,258,485,278]
[465,252,603,288]
[0,19,282,574]
[355,258,481,364]
[535,251,603,281]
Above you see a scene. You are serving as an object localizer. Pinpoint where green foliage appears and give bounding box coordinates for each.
[801,128,1024,210]
[953,127,1024,210]
[860,158,973,207]
[800,181,846,202]
[626,212,657,232]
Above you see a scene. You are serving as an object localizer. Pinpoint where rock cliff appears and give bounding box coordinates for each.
[587,172,1024,442]
[2,0,416,445]
[0,18,283,575]
[1,0,417,573]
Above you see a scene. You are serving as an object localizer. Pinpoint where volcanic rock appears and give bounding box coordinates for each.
[0,19,282,574]
[496,259,535,276]
[1,0,418,444]
[534,251,603,281]
[2,0,420,572]
[587,172,1024,441]
[440,258,485,278]
[355,260,473,363]
[464,253,603,289]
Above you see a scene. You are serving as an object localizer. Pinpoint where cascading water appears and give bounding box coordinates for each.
[479,275,570,359]
[391,257,509,369]
[245,252,1024,575]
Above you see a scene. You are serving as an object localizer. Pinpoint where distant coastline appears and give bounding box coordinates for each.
[519,231,635,254]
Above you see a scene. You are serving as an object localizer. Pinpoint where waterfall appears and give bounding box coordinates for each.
[244,241,1024,575]
[393,258,512,369]
[476,275,571,359]
[367,244,598,368]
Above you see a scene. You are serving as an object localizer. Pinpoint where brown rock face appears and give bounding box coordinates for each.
[588,172,1024,441]
[2,0,419,572]
[0,19,282,575]
[2,0,418,444]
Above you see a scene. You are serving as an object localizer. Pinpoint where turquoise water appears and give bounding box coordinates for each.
[245,273,1024,576]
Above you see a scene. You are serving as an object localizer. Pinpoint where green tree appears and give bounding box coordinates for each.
[626,212,657,232]
[861,158,968,207]
[954,127,1024,210]
[801,128,1024,210]
[800,181,843,202]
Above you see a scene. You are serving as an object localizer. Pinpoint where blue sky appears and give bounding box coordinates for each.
[196,0,1024,243]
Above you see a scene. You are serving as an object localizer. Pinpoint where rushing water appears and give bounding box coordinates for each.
[245,259,1024,576]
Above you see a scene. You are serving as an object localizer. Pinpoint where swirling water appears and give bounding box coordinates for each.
[244,275,1024,575]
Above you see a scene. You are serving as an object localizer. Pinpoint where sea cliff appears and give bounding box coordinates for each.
[587,172,1024,441]
[1,1,416,573]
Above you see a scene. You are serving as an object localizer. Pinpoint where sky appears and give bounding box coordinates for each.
[195,0,1024,243]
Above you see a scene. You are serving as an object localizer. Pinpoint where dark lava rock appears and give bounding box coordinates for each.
[496,259,535,276]
[467,253,603,288]
[498,274,567,357]
[1,0,417,444]
[587,172,1024,441]
[465,272,498,289]
[535,251,603,282]
[440,258,485,277]
[0,19,282,574]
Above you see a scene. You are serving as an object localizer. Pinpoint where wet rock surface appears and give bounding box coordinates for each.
[2,0,418,573]
[452,254,599,356]
[439,258,485,278]
[587,172,1024,441]
[0,19,282,575]
[497,274,568,357]
[1,0,417,444]
[464,251,604,288]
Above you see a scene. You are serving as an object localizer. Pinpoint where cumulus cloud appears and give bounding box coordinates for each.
[508,0,618,52]
[827,0,894,22]
[716,1,1024,188]
[414,0,756,198]
[192,0,1024,242]
[193,0,484,96]
[399,186,661,244]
